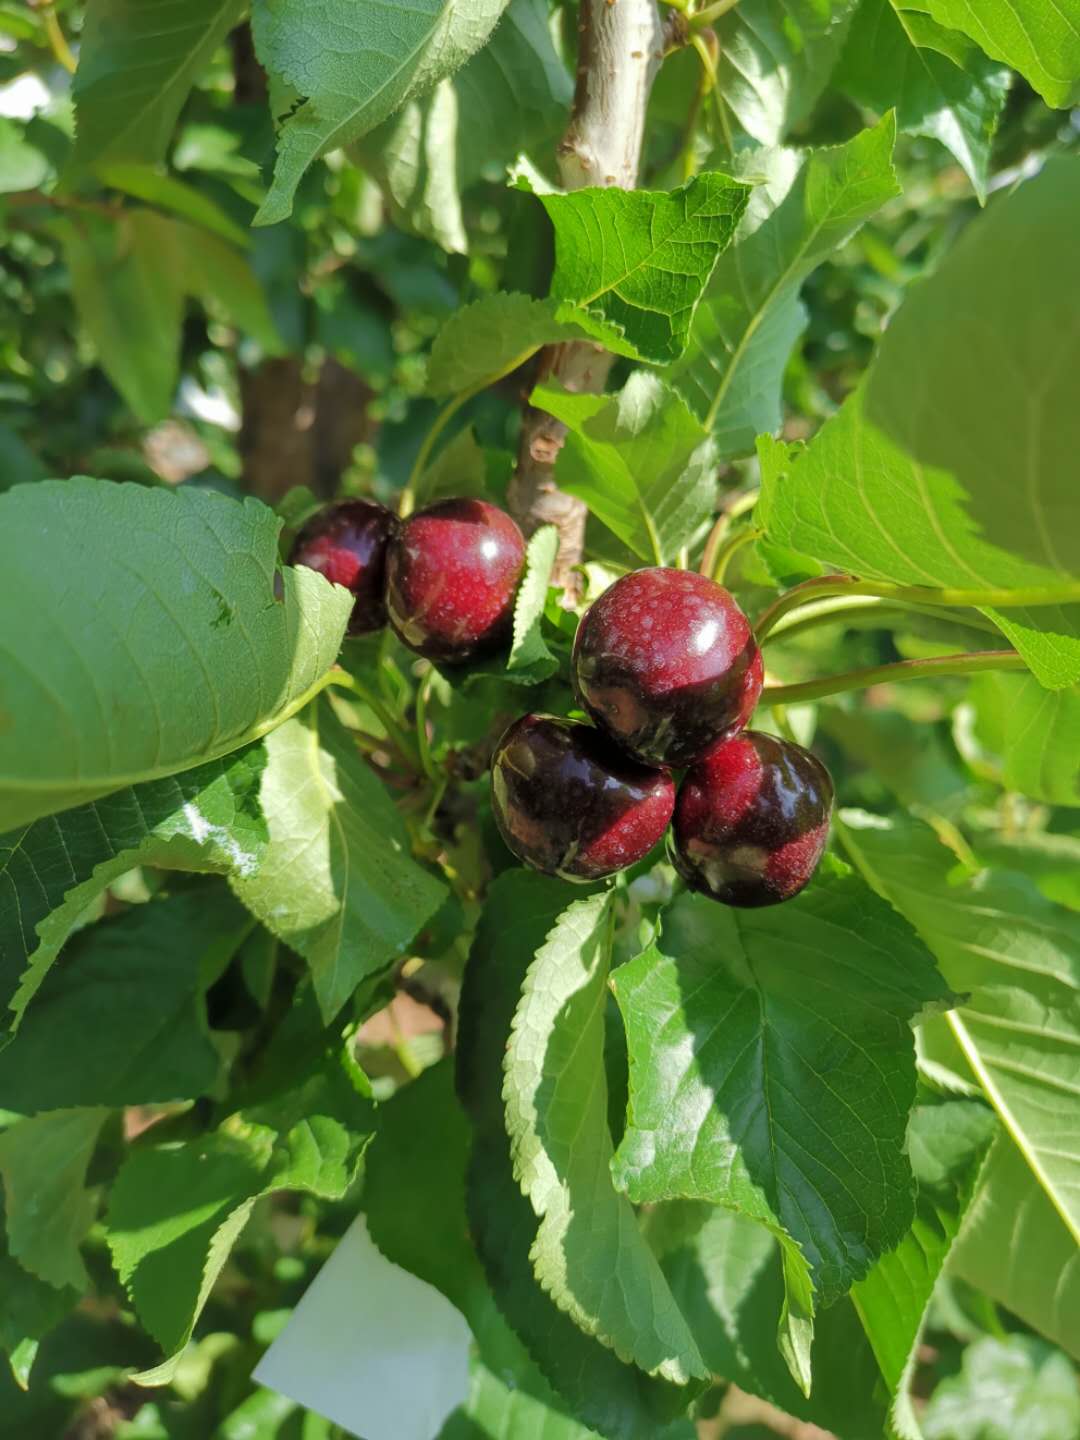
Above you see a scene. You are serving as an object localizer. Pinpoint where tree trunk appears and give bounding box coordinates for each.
[508,0,671,588]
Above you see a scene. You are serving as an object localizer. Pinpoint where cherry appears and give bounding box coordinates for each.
[572,568,762,768]
[386,498,526,663]
[672,730,833,908]
[491,714,675,881]
[289,498,398,636]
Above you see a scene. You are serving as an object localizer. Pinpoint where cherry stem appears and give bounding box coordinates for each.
[698,488,759,578]
[755,573,1080,643]
[414,669,440,785]
[765,595,998,642]
[709,525,761,584]
[37,2,76,72]
[691,0,741,25]
[761,650,1027,707]
[330,671,422,770]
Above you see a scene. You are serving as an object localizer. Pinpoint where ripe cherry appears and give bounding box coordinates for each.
[491,714,675,881]
[572,567,762,768]
[387,498,526,664]
[672,730,833,908]
[289,498,398,635]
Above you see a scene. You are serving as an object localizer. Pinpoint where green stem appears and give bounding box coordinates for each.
[330,671,421,769]
[399,390,473,518]
[400,342,548,517]
[761,650,1027,707]
[40,3,76,73]
[698,488,759,578]
[710,525,761,585]
[691,0,740,24]
[414,670,439,785]
[755,573,1080,643]
[765,595,998,643]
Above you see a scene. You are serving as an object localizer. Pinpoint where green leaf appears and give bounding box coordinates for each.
[758,159,1080,688]
[61,210,185,423]
[426,293,585,398]
[358,0,571,255]
[0,479,353,831]
[178,223,284,356]
[0,1109,108,1291]
[0,887,251,1111]
[536,173,751,364]
[0,746,266,1022]
[96,165,250,248]
[252,0,511,226]
[922,0,1080,109]
[654,1205,887,1438]
[0,425,46,493]
[967,671,1080,805]
[231,698,447,1023]
[610,868,953,1319]
[420,427,491,505]
[670,118,899,453]
[456,871,697,1439]
[439,1358,602,1440]
[504,890,706,1385]
[0,119,50,194]
[508,527,559,680]
[533,372,717,565]
[0,1240,79,1389]
[713,0,860,145]
[951,1136,1080,1362]
[969,832,1080,915]
[852,1096,997,1438]
[72,0,247,171]
[838,811,1080,1255]
[836,2,1009,201]
[107,1052,373,1382]
[922,1334,1080,1440]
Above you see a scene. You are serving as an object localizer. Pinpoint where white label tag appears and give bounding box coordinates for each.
[253,1216,471,1440]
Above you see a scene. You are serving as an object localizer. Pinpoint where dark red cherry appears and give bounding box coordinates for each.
[491,714,675,881]
[386,498,526,664]
[289,498,397,635]
[572,568,762,768]
[672,730,833,907]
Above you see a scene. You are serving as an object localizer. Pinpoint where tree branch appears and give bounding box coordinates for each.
[509,0,671,589]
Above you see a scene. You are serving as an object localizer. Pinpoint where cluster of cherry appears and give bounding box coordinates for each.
[291,497,833,909]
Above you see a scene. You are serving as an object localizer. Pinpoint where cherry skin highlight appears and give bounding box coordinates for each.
[672,730,834,908]
[572,567,763,768]
[491,714,675,882]
[386,497,526,663]
[288,498,398,635]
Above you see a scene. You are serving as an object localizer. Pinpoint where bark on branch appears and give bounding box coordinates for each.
[508,0,670,589]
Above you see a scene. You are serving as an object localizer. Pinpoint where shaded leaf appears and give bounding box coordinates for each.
[0,1110,108,1291]
[0,480,352,831]
[72,0,246,171]
[0,745,266,1022]
[0,888,251,1111]
[534,373,717,565]
[654,1205,887,1438]
[537,173,751,365]
[231,699,447,1023]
